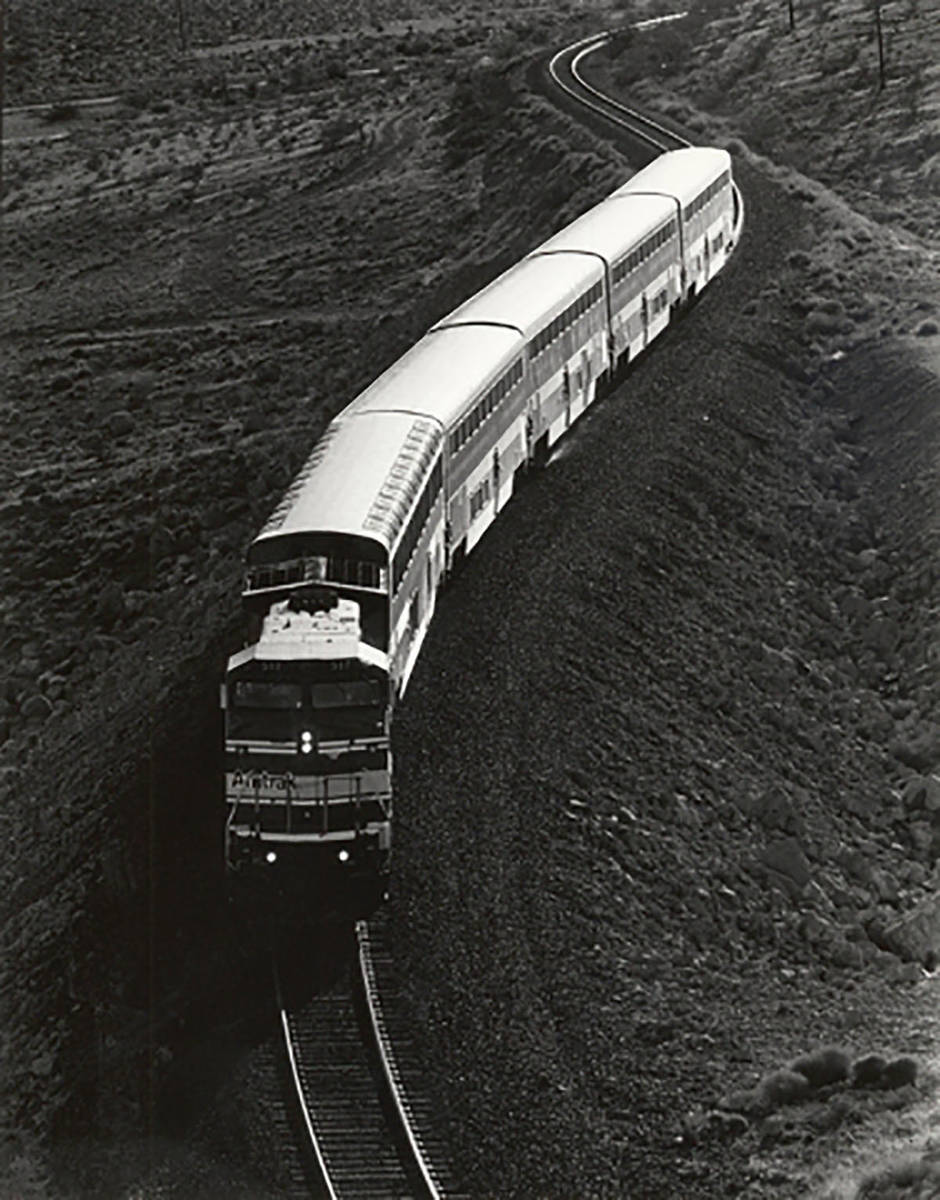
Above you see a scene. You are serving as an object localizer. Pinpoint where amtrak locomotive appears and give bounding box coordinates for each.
[221,147,740,897]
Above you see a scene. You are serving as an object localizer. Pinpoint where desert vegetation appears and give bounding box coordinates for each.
[2,0,939,1196]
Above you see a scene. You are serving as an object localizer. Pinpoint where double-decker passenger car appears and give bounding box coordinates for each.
[221,147,739,894]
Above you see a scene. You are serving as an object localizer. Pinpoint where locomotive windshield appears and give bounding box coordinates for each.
[226,676,385,741]
[228,680,301,741]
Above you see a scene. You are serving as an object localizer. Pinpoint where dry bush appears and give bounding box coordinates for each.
[855,1155,940,1198]
[854,1051,888,1089]
[756,1068,811,1109]
[880,1057,918,1090]
[789,1046,850,1089]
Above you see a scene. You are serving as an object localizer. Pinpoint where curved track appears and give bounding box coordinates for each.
[551,31,745,247]
[274,912,461,1199]
[549,33,690,153]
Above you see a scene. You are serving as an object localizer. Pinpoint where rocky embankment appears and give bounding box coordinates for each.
[390,147,940,1197]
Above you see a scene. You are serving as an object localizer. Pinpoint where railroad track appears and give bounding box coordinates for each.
[548,31,691,153]
[549,28,744,247]
[274,911,463,1199]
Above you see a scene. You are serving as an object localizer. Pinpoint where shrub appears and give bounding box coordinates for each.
[915,318,938,337]
[880,1057,918,1090]
[851,1053,887,1087]
[41,101,77,124]
[756,1068,811,1109]
[789,1047,850,1089]
[855,1156,940,1198]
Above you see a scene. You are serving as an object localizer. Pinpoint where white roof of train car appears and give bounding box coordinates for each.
[253,410,441,551]
[433,251,604,341]
[613,147,732,208]
[344,323,523,432]
[532,191,676,266]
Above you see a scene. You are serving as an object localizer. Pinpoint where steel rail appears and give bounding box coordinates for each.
[549,32,745,247]
[272,927,450,1199]
[356,920,442,1199]
[548,34,687,153]
[569,40,691,150]
[272,951,339,1200]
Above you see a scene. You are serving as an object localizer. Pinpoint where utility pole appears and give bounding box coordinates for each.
[874,0,886,88]
[787,0,795,32]
[176,0,189,53]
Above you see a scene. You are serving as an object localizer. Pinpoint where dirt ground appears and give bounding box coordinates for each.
[1,0,939,1196]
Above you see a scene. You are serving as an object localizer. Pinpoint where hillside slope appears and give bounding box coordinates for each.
[2,3,938,1196]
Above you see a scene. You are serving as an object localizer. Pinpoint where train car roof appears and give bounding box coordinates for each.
[344,323,523,431]
[432,251,604,341]
[613,147,732,208]
[532,191,676,266]
[252,410,441,553]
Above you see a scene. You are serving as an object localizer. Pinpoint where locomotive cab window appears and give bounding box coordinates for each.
[312,682,385,739]
[228,681,302,740]
[311,681,382,709]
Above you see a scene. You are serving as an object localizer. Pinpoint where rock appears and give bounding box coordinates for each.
[902,775,934,811]
[149,524,175,563]
[803,878,836,913]
[903,861,928,887]
[803,587,832,622]
[96,582,126,630]
[864,615,900,658]
[20,694,53,721]
[891,732,940,773]
[43,674,67,701]
[108,410,133,436]
[888,960,924,984]
[801,911,831,943]
[760,837,812,893]
[829,938,865,969]
[844,791,881,820]
[865,943,898,969]
[751,784,803,835]
[30,1051,54,1077]
[855,547,880,570]
[837,844,875,886]
[870,867,901,905]
[882,890,940,964]
[909,821,934,856]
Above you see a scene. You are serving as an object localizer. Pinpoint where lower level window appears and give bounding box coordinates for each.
[470,479,491,520]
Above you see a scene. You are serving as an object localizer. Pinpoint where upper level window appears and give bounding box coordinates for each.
[450,358,523,456]
[245,555,386,595]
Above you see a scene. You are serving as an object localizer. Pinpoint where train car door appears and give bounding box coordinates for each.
[563,366,571,428]
[641,293,649,347]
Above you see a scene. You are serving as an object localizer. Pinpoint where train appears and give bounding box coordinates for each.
[220,146,740,902]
